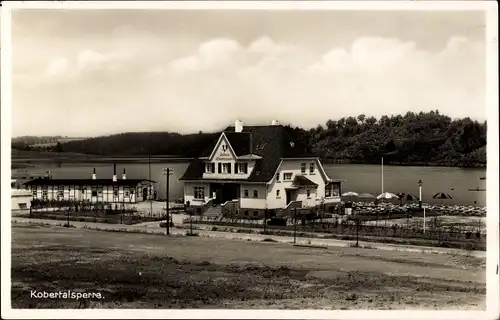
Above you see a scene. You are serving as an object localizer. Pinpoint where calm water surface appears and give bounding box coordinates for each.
[12,162,486,206]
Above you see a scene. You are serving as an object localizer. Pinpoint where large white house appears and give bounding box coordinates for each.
[180,120,342,217]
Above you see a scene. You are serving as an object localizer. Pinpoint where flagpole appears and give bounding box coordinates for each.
[381,157,384,194]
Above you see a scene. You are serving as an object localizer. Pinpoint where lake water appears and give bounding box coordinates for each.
[12,161,486,206]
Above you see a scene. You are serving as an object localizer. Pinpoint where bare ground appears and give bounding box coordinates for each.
[10,225,486,309]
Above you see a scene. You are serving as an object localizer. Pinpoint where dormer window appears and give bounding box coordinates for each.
[235,163,248,174]
[222,163,231,174]
[205,162,215,173]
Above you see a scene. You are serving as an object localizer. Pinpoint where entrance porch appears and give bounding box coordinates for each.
[210,183,241,205]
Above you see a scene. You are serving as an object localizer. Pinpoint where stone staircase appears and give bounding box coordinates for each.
[204,204,221,217]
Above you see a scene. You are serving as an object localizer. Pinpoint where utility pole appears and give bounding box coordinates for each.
[293,208,297,244]
[162,168,174,235]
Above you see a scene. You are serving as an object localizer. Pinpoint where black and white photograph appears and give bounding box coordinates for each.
[1,1,499,319]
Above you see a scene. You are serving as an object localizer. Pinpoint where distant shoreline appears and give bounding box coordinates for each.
[11,153,486,169]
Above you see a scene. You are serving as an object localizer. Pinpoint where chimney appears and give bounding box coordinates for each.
[235,120,243,133]
[122,168,127,180]
[92,168,97,180]
[271,120,279,125]
[112,164,117,182]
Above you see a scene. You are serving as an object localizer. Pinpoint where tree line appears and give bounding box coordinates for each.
[12,111,486,168]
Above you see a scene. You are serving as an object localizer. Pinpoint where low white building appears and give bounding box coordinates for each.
[180,120,342,218]
[11,189,33,211]
[24,165,156,206]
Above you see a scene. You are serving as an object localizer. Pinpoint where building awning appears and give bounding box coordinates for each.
[291,175,318,188]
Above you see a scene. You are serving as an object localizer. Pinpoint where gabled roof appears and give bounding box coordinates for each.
[23,178,156,186]
[180,125,316,182]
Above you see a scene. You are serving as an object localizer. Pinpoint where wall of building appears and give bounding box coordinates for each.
[30,183,155,204]
[266,158,341,209]
[183,182,211,206]
[239,183,267,209]
[11,194,33,211]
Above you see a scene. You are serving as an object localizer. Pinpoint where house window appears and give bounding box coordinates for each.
[42,190,48,199]
[244,190,249,198]
[301,163,306,174]
[307,189,311,199]
[97,187,103,196]
[253,190,258,198]
[57,190,64,199]
[125,190,130,198]
[194,186,205,200]
[276,189,280,198]
[309,163,315,174]
[130,188,135,195]
[91,186,97,197]
[253,211,258,217]
[113,186,119,197]
[284,173,293,181]
[222,163,231,174]
[325,184,332,198]
[237,163,248,174]
[276,172,280,182]
[205,163,212,173]
[32,189,37,197]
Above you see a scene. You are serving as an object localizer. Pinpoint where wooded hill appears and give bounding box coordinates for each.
[12,111,486,168]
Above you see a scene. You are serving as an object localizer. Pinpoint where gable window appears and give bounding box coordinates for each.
[222,163,231,174]
[309,162,315,174]
[284,173,293,181]
[301,163,306,174]
[276,189,280,198]
[218,163,222,173]
[236,163,248,174]
[205,162,215,173]
[253,190,258,198]
[244,190,249,198]
[194,186,205,200]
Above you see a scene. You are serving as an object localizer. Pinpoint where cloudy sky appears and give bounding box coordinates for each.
[11,9,486,137]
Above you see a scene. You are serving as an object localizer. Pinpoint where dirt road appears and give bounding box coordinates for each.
[11,225,486,309]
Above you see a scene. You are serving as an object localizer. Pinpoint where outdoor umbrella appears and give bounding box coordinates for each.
[376,192,398,200]
[358,192,376,199]
[342,191,359,202]
[397,193,419,205]
[433,192,453,205]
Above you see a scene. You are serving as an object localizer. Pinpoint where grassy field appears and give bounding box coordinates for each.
[11,225,486,309]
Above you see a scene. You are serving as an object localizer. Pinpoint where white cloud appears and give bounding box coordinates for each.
[14,34,486,136]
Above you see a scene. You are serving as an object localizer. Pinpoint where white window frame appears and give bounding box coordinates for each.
[205,162,213,173]
[309,162,315,174]
[222,163,231,174]
[253,190,258,198]
[325,185,332,198]
[238,163,247,174]
[283,172,293,181]
[301,163,306,174]
[194,186,205,200]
